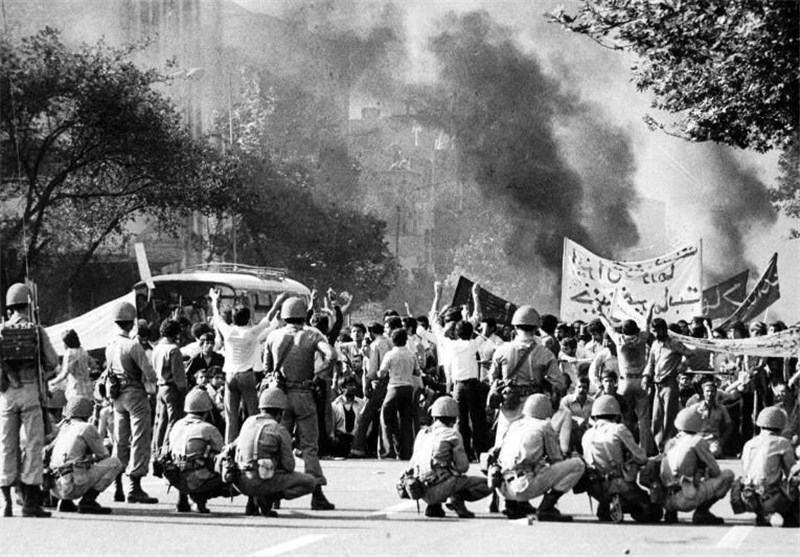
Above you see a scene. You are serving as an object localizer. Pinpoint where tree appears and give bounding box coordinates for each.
[0,28,232,285]
[548,0,799,153]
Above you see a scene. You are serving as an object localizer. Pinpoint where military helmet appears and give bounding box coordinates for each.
[259,387,289,410]
[674,407,703,433]
[430,396,458,418]
[5,283,30,307]
[756,407,786,431]
[64,397,94,419]
[111,300,137,322]
[184,388,214,413]
[511,305,541,327]
[591,394,621,417]
[522,393,552,419]
[281,297,307,320]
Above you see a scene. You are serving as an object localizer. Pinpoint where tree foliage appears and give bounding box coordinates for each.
[0,27,232,283]
[549,0,799,153]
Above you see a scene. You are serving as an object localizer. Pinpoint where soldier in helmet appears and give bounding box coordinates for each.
[105,299,160,504]
[497,394,585,521]
[580,395,662,522]
[166,388,233,514]
[234,387,316,517]
[407,395,492,518]
[47,397,124,514]
[263,297,337,510]
[1,282,59,517]
[731,407,798,527]
[489,306,565,448]
[660,406,735,524]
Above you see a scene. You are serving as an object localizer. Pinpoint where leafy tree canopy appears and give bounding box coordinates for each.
[0,27,233,284]
[549,0,799,153]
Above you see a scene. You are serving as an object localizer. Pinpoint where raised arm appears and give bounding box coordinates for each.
[470,282,483,324]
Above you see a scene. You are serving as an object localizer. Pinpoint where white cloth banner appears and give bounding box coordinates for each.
[45,292,136,356]
[668,327,800,358]
[560,238,703,324]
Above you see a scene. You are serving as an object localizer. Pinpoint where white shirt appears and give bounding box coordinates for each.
[214,316,271,374]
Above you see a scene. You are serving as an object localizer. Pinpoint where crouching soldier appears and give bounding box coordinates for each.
[166,388,233,514]
[497,394,585,521]
[47,397,124,514]
[580,395,662,523]
[408,396,491,518]
[234,388,316,517]
[730,407,798,527]
[660,407,734,524]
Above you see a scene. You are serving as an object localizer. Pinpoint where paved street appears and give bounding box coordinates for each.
[1,458,797,556]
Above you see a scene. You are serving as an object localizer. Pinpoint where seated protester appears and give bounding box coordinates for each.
[550,396,573,457]
[770,383,799,444]
[234,388,316,518]
[731,407,799,527]
[330,377,366,457]
[588,334,619,394]
[408,396,492,518]
[497,394,585,521]
[678,371,698,409]
[47,398,124,514]
[684,376,732,457]
[580,395,662,523]
[166,389,233,514]
[185,332,225,387]
[195,367,225,432]
[559,376,594,454]
[208,366,226,413]
[599,370,631,431]
[557,337,580,392]
[660,407,735,524]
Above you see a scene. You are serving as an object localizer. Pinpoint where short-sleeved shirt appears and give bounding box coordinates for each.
[169,415,223,459]
[106,330,157,386]
[686,399,731,443]
[410,421,470,477]
[51,420,109,467]
[660,432,720,486]
[491,338,564,393]
[152,339,187,390]
[264,325,328,383]
[742,431,796,489]
[498,417,562,473]
[214,316,272,374]
[378,346,418,387]
[582,419,647,475]
[235,414,295,472]
[645,337,691,383]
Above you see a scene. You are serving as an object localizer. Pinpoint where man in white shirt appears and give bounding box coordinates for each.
[209,289,286,443]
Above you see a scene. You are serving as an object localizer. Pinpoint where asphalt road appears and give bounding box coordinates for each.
[1,458,797,557]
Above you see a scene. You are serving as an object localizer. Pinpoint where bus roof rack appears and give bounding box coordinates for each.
[181,262,287,281]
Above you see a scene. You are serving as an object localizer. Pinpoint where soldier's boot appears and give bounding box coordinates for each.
[445,498,475,519]
[310,486,335,511]
[58,499,78,512]
[2,486,13,517]
[113,474,125,502]
[21,484,51,518]
[502,500,528,520]
[258,497,278,518]
[245,496,259,516]
[519,500,537,514]
[127,477,158,504]
[536,490,573,522]
[424,503,445,518]
[664,510,678,524]
[192,496,210,515]
[597,500,612,522]
[692,502,724,525]
[78,489,112,515]
[176,492,191,513]
[488,491,499,513]
[41,491,58,508]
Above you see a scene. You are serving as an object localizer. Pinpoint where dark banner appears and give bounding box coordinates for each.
[702,270,749,321]
[451,276,518,324]
[718,254,780,329]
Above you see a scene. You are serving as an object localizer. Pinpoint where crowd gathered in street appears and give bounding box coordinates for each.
[1,279,798,530]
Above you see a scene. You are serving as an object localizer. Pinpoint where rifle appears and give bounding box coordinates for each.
[26,279,51,436]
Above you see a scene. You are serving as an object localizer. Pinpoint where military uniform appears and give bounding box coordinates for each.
[581,418,661,522]
[733,427,798,526]
[409,421,491,508]
[497,415,585,505]
[106,329,158,482]
[49,417,123,503]
[660,432,734,519]
[234,414,316,506]
[166,414,230,510]
[490,337,564,446]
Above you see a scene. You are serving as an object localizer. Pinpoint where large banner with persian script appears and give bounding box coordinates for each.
[560,238,703,324]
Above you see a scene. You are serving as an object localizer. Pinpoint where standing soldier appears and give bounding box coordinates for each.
[47,397,123,514]
[497,394,585,521]
[1,283,59,517]
[407,396,492,518]
[731,407,799,527]
[580,395,663,523]
[490,306,565,447]
[234,388,316,517]
[106,300,159,504]
[263,297,336,510]
[166,388,232,514]
[660,406,734,524]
